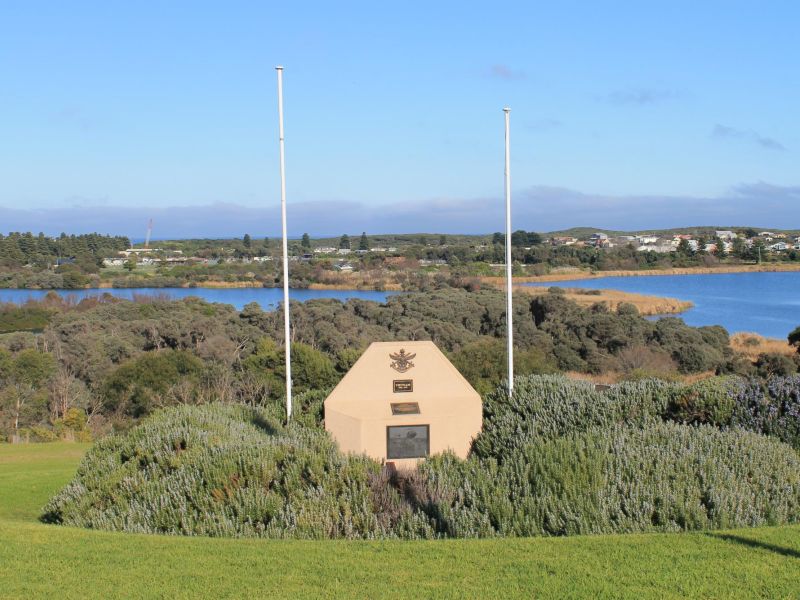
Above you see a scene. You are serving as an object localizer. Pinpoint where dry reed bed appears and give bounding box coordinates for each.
[730,332,796,359]
[509,286,693,316]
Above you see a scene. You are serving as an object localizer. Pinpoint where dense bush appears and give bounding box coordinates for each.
[44,375,800,540]
[102,350,205,418]
[42,403,432,539]
[473,376,678,459]
[731,376,800,450]
[420,422,800,537]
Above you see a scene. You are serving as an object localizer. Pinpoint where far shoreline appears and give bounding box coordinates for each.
[484,262,800,285]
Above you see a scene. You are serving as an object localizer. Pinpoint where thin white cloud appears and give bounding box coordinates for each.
[603,88,677,106]
[711,124,786,151]
[487,64,526,81]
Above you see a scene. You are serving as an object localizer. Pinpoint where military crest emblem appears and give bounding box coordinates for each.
[389,349,416,373]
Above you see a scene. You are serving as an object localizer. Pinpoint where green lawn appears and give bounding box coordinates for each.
[0,443,798,599]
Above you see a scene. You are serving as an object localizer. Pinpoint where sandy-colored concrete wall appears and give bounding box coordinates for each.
[324,341,483,468]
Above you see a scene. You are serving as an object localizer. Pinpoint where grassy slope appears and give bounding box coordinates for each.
[1,443,799,599]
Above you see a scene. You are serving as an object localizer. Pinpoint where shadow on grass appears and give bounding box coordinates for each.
[708,533,800,559]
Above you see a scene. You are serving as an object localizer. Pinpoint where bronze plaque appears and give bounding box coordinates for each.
[393,379,414,393]
[391,402,420,415]
[387,424,429,458]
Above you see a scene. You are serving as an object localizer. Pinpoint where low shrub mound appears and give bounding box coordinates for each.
[41,403,431,538]
[420,422,800,537]
[473,376,680,459]
[43,375,800,540]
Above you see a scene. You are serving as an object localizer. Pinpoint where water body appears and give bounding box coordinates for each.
[0,287,399,312]
[526,272,800,338]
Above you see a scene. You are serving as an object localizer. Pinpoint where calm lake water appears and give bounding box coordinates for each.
[0,287,399,311]
[526,272,800,338]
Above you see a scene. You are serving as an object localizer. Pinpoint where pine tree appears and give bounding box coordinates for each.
[339,234,350,249]
[713,236,727,258]
[359,232,369,251]
[301,233,311,249]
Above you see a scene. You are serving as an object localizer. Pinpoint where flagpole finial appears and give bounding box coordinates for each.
[503,106,511,113]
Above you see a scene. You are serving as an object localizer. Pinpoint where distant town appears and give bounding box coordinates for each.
[0,227,799,291]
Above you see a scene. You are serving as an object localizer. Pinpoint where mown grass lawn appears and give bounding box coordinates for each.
[0,442,798,599]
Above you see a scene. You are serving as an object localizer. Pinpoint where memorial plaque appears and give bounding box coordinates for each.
[390,402,420,415]
[386,425,429,459]
[393,379,414,393]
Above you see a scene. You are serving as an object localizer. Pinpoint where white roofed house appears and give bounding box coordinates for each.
[715,230,737,241]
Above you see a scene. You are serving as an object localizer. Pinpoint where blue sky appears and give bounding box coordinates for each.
[1,1,798,237]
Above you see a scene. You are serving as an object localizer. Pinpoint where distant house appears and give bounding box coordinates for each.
[337,248,352,255]
[769,242,789,252]
[419,259,447,266]
[120,248,158,257]
[252,256,272,263]
[313,247,337,254]
[715,231,736,241]
[637,244,675,254]
[589,233,611,248]
[102,258,126,267]
[334,262,354,272]
[550,236,578,246]
[636,235,659,245]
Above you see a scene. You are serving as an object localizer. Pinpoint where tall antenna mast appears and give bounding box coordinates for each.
[503,107,514,396]
[276,65,292,421]
[144,219,153,249]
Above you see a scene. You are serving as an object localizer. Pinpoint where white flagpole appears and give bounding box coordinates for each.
[503,107,514,396]
[276,65,292,420]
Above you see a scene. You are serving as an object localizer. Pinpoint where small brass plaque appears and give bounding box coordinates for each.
[393,379,413,393]
[391,402,420,415]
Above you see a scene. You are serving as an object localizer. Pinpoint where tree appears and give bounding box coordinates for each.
[0,349,55,438]
[439,235,447,246]
[742,228,758,239]
[749,239,766,263]
[359,232,369,251]
[301,233,311,249]
[124,259,136,272]
[243,234,252,249]
[696,236,708,255]
[731,237,746,258]
[713,236,727,259]
[676,239,693,257]
[789,325,800,352]
[339,234,350,249]
[492,232,503,245]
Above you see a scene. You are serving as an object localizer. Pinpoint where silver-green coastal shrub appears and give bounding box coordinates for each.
[42,403,434,539]
[472,375,680,459]
[423,422,800,537]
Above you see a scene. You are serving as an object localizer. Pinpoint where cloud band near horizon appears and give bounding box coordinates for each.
[1,182,798,239]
